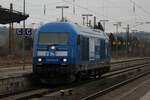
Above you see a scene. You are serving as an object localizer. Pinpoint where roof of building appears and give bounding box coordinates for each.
[0,6,29,24]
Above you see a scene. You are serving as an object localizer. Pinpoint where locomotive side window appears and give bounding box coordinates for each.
[39,32,69,44]
[80,36,89,61]
[77,35,81,45]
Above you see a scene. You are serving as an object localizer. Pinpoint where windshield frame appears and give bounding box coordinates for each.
[38,32,69,45]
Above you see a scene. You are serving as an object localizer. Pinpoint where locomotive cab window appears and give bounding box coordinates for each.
[39,32,69,44]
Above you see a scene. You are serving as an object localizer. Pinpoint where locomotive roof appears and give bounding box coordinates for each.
[39,21,109,40]
[76,24,109,39]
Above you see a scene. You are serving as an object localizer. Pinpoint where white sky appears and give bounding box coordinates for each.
[0,0,150,32]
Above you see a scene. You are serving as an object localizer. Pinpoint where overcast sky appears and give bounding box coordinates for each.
[0,0,150,32]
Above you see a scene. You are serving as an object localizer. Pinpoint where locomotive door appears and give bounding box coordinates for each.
[89,37,95,61]
[100,39,106,59]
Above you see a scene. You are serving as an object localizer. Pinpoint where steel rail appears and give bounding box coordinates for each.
[0,57,149,71]
[103,63,150,78]
[24,63,150,100]
[0,58,150,100]
[81,65,150,100]
[111,57,150,64]
[11,63,150,100]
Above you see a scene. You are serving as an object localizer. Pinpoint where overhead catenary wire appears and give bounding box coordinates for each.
[61,0,118,21]
[60,0,147,25]
[129,0,150,17]
[1,0,149,32]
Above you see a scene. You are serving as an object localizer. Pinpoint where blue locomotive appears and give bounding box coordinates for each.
[33,21,111,84]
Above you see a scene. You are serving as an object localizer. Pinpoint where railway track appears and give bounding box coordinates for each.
[82,65,150,100]
[1,58,150,100]
[110,57,150,71]
[0,58,150,100]
[40,63,150,100]
[0,57,149,73]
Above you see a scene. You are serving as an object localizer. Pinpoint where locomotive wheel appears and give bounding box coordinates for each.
[68,73,76,83]
[32,74,42,85]
[88,69,102,79]
[76,71,89,82]
[76,72,82,82]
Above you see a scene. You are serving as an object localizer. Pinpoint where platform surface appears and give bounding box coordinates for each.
[0,66,32,79]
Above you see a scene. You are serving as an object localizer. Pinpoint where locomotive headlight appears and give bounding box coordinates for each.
[63,58,67,62]
[51,46,56,50]
[38,58,42,62]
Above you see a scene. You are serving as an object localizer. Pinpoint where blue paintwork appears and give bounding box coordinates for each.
[33,21,111,66]
[33,22,78,65]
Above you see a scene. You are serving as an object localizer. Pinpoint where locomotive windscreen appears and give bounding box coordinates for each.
[39,32,69,44]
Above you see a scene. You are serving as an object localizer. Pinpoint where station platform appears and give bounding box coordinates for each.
[0,66,32,79]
